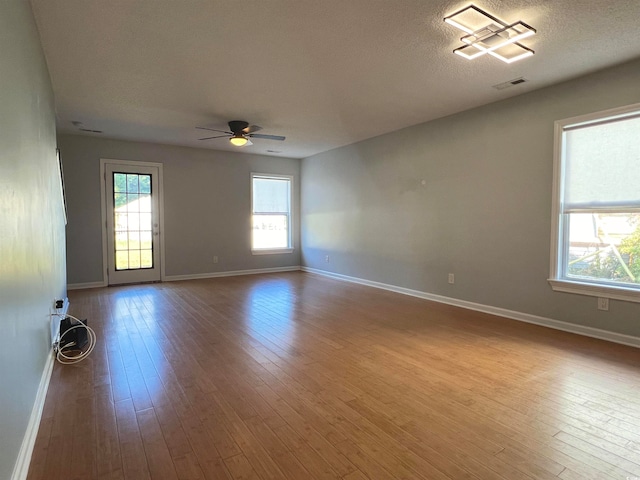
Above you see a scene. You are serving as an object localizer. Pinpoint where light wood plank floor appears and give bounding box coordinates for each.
[28,272,640,480]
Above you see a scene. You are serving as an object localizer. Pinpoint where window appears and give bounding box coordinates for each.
[550,103,640,302]
[251,174,293,253]
[113,172,154,270]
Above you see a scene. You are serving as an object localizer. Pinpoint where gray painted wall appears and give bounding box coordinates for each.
[301,58,640,338]
[0,1,65,478]
[58,135,300,284]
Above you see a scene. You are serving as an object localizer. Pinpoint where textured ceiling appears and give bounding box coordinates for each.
[30,0,640,159]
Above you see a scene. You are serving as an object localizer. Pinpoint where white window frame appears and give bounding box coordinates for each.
[549,102,640,303]
[251,173,294,255]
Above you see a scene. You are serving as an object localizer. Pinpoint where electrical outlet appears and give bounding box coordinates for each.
[448,273,455,284]
[597,297,609,311]
[325,255,330,263]
[213,255,218,264]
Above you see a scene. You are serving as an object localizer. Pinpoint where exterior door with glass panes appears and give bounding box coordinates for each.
[105,163,161,285]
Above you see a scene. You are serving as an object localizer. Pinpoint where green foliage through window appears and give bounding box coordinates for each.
[567,214,640,284]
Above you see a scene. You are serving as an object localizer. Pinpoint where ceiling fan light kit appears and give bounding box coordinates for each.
[230,135,249,147]
[197,120,285,147]
[444,4,536,63]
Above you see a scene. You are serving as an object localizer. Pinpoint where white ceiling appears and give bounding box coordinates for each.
[30,0,640,159]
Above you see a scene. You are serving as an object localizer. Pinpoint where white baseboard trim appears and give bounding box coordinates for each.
[164,265,301,282]
[11,351,54,480]
[302,267,640,349]
[68,267,303,288]
[67,281,106,290]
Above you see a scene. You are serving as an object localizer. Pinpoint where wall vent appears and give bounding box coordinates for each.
[493,77,527,90]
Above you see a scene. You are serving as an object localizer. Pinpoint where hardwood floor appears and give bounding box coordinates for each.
[27,272,640,480]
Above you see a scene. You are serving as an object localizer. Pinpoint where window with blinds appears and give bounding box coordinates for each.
[550,104,640,301]
[251,174,293,252]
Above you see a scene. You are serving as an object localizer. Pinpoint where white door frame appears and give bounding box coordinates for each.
[100,158,166,285]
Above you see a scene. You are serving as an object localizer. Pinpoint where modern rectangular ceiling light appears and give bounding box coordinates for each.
[444,5,503,34]
[488,42,535,63]
[453,44,487,60]
[461,22,536,52]
[444,4,536,63]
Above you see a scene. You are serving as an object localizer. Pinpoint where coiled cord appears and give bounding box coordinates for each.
[51,313,97,364]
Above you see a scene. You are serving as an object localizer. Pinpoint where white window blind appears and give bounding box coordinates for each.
[253,177,290,213]
[563,114,640,211]
[550,104,640,302]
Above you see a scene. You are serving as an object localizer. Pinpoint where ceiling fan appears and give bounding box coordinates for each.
[197,120,285,147]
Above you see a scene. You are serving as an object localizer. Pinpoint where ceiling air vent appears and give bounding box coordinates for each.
[492,77,527,90]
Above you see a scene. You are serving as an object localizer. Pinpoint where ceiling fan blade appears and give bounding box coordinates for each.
[243,125,263,134]
[246,138,253,146]
[196,126,232,134]
[249,133,285,141]
[198,134,231,140]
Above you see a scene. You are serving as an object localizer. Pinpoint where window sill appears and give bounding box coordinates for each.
[548,278,640,303]
[252,248,294,256]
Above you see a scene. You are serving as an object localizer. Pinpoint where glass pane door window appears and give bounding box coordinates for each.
[113,172,153,270]
[104,161,161,285]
